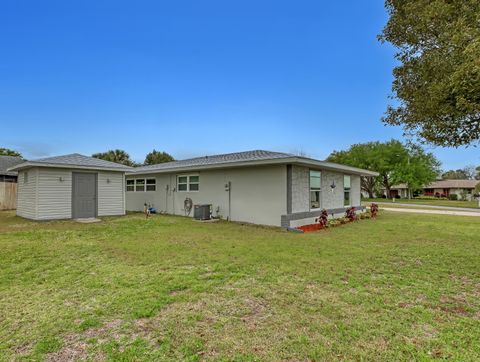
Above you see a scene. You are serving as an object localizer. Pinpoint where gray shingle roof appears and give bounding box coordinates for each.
[0,156,24,176]
[134,150,294,173]
[8,153,132,172]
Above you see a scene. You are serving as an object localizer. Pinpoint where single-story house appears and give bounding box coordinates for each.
[126,150,378,227]
[0,155,25,210]
[384,183,409,198]
[0,155,24,183]
[423,180,480,200]
[8,154,132,220]
[383,180,480,200]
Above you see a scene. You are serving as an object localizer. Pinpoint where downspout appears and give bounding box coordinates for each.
[165,184,168,213]
[172,175,175,214]
[226,181,231,221]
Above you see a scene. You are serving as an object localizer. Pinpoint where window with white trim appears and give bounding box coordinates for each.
[126,178,156,192]
[146,178,156,191]
[126,179,134,192]
[177,175,199,192]
[310,170,321,209]
[344,175,351,206]
[135,179,145,192]
[23,171,28,184]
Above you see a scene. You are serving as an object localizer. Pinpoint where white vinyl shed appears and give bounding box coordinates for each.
[8,154,131,220]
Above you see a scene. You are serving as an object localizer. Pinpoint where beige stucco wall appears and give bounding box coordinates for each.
[126,164,364,227]
[126,165,287,226]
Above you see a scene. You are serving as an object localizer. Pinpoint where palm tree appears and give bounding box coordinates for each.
[92,149,135,166]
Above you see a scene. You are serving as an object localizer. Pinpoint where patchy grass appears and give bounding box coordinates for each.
[363,198,479,209]
[0,210,480,361]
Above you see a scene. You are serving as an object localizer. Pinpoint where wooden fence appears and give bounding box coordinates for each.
[0,182,17,210]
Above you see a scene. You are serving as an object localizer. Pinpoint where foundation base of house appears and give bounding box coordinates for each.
[281,206,365,228]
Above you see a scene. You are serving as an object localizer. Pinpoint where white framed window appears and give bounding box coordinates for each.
[126,178,156,192]
[135,179,145,192]
[344,175,351,206]
[126,179,134,192]
[146,178,156,191]
[310,170,321,209]
[177,175,200,192]
[23,171,28,184]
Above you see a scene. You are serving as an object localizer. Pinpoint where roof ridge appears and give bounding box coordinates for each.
[133,149,294,171]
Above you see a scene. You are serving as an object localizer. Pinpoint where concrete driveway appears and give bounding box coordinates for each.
[381,207,480,217]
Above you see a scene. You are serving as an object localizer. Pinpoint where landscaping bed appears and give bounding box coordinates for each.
[296,205,378,233]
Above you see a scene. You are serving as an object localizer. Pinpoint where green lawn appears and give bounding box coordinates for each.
[363,197,479,209]
[1,211,480,361]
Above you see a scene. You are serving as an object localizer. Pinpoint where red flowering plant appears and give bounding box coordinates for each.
[315,209,329,228]
[345,207,357,221]
[370,203,379,218]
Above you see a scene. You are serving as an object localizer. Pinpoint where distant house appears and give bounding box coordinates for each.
[0,155,24,183]
[0,156,24,210]
[423,180,479,200]
[126,150,377,227]
[384,180,480,200]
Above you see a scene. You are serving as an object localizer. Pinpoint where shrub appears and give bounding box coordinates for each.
[370,203,379,218]
[395,194,401,199]
[416,196,449,200]
[345,207,357,221]
[359,212,371,220]
[315,209,329,228]
[327,219,340,227]
[448,194,458,200]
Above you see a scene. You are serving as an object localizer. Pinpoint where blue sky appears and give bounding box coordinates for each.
[0,0,478,170]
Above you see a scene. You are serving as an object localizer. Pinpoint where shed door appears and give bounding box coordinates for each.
[72,172,97,218]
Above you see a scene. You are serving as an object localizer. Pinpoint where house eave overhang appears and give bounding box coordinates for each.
[128,157,379,177]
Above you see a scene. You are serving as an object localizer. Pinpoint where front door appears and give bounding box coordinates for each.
[72,172,97,218]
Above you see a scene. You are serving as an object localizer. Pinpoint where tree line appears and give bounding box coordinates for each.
[0,148,175,166]
[91,149,174,167]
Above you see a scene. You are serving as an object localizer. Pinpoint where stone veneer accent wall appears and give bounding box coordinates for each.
[291,166,350,212]
[283,166,364,228]
[291,165,309,213]
[321,170,344,209]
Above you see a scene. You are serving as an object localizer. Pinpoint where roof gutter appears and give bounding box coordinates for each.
[128,157,379,177]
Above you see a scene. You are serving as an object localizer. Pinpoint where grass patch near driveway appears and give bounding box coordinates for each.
[1,211,480,361]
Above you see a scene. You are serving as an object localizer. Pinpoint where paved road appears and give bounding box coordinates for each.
[381,207,480,217]
[371,202,480,213]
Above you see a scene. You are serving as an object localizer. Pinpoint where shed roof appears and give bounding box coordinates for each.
[8,153,132,172]
[0,156,24,176]
[131,150,378,176]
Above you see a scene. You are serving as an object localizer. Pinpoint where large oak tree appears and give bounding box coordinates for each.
[379,0,480,146]
[327,140,440,198]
